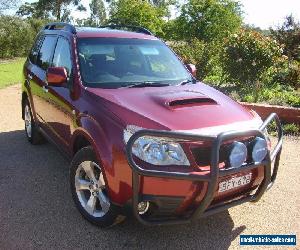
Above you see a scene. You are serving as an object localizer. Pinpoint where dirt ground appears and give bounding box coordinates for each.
[0,85,299,250]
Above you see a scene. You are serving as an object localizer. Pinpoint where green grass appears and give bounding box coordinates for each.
[0,58,25,89]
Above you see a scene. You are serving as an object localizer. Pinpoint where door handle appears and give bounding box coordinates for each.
[42,85,49,93]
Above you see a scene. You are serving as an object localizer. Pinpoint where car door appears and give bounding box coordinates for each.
[42,36,75,153]
[27,35,58,126]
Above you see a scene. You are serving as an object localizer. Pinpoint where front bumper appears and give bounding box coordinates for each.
[126,113,283,225]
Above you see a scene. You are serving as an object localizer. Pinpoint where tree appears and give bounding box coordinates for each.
[271,15,300,61]
[0,0,18,13]
[109,0,167,36]
[222,29,282,96]
[16,2,50,19]
[174,0,242,42]
[88,0,107,26]
[17,0,85,21]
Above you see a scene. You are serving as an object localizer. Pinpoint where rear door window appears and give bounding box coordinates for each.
[29,35,44,64]
[36,36,57,71]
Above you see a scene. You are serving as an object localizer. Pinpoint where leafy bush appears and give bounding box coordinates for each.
[223,29,282,90]
[271,15,300,62]
[273,58,300,89]
[0,16,33,58]
[242,84,300,107]
[0,16,49,59]
[170,39,224,83]
[283,123,300,135]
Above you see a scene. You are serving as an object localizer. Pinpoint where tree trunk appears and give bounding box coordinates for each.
[56,0,62,21]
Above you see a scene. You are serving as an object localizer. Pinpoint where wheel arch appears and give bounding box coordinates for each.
[72,134,91,156]
[71,126,117,199]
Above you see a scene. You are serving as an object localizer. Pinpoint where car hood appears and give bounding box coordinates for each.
[86,82,262,135]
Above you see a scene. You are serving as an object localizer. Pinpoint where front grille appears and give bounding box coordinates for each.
[191,137,255,167]
[191,144,227,166]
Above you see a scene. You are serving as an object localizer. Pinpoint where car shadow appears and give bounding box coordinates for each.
[0,130,246,250]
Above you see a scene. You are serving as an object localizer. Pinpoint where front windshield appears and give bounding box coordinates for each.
[77,38,192,88]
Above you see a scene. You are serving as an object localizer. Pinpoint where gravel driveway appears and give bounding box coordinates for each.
[0,85,299,250]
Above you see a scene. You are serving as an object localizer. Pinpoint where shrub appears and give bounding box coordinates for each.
[283,123,300,135]
[273,58,300,89]
[170,39,224,83]
[0,16,50,59]
[242,84,300,107]
[0,16,32,58]
[271,15,300,62]
[222,29,282,91]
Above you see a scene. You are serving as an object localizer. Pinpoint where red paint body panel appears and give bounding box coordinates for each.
[21,27,267,215]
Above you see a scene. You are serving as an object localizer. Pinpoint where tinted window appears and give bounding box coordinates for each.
[29,35,44,64]
[53,37,72,77]
[77,38,192,89]
[37,36,57,70]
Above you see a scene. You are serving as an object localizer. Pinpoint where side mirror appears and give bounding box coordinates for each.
[186,64,197,77]
[47,67,67,87]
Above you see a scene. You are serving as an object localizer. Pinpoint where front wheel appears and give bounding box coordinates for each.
[70,146,122,227]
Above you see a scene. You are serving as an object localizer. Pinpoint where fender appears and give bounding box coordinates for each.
[71,113,120,204]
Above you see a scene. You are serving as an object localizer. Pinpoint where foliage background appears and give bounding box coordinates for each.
[0,0,299,107]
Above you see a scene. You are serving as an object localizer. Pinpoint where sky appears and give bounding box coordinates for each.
[9,0,300,29]
[239,0,300,29]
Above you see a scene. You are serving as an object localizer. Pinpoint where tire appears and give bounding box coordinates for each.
[70,146,122,227]
[24,99,45,145]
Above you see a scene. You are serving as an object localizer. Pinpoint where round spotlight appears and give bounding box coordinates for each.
[137,201,150,215]
[229,142,247,168]
[252,137,268,163]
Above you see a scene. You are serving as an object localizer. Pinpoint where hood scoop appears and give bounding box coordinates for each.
[168,97,217,107]
[150,89,218,109]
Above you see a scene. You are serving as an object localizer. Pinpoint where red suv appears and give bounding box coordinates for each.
[22,22,283,227]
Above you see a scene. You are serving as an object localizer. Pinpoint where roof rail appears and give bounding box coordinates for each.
[44,22,76,34]
[99,25,153,36]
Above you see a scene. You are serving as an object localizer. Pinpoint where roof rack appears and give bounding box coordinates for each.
[99,25,153,36]
[44,22,76,34]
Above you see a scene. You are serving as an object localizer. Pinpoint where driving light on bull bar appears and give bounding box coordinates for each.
[228,141,247,168]
[137,201,150,215]
[124,126,190,166]
[251,137,268,163]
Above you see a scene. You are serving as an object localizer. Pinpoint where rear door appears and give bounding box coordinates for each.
[27,35,58,125]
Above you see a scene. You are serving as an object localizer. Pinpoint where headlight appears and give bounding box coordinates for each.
[228,141,247,168]
[251,137,268,163]
[124,126,190,166]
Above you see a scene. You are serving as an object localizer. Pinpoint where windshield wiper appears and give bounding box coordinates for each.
[179,78,196,85]
[121,81,170,88]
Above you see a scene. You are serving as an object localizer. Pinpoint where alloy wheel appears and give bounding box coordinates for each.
[75,161,110,217]
[24,104,32,138]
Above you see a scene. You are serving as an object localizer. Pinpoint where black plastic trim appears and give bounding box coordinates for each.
[44,22,76,34]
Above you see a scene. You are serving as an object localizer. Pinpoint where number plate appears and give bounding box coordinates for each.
[218,173,252,193]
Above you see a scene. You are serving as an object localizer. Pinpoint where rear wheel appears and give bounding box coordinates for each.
[24,99,45,144]
[70,146,122,227]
